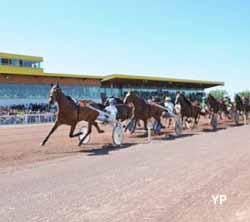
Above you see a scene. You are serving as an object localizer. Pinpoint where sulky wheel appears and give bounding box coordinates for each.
[175,116,183,136]
[78,126,90,144]
[112,122,124,146]
[211,113,218,130]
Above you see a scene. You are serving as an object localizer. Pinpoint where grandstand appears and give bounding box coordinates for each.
[0,52,224,105]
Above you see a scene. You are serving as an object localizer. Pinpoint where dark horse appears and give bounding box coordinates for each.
[234,94,250,124]
[206,94,230,120]
[41,83,104,146]
[234,94,250,113]
[175,93,202,128]
[206,94,221,113]
[123,91,164,133]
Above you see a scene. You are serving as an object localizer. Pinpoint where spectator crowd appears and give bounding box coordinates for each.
[0,103,57,125]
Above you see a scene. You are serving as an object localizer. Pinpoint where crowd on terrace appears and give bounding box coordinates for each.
[0,91,204,116]
[0,103,57,125]
[0,103,52,116]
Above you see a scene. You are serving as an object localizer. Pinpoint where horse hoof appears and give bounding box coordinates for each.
[40,142,45,146]
[99,130,104,134]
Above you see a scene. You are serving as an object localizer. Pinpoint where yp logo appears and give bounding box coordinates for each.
[212,194,227,205]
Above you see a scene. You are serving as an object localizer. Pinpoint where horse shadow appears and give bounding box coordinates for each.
[202,127,226,133]
[131,133,148,138]
[154,133,195,141]
[228,123,245,127]
[80,143,136,156]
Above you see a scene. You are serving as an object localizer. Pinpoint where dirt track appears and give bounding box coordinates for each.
[1,119,250,221]
[0,117,237,168]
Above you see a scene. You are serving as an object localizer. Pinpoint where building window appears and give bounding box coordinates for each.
[19,60,23,67]
[1,58,10,65]
[12,59,19,66]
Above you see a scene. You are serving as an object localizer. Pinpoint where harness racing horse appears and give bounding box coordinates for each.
[206,94,235,128]
[206,95,221,113]
[103,97,132,121]
[41,83,104,146]
[234,94,250,124]
[206,94,231,120]
[218,99,233,120]
[123,91,164,134]
[175,93,202,129]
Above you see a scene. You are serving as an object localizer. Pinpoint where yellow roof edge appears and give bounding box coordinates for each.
[0,71,103,79]
[0,52,43,62]
[101,74,224,86]
[44,72,103,79]
[0,71,224,86]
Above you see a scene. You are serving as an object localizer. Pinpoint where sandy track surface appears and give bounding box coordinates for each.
[1,120,250,221]
[0,117,238,168]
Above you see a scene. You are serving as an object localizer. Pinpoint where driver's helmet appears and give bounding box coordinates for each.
[109,98,116,106]
[165,96,171,102]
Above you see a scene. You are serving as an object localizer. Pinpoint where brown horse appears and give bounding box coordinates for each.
[41,83,104,146]
[175,93,202,128]
[123,91,164,133]
[234,94,250,124]
[206,94,231,120]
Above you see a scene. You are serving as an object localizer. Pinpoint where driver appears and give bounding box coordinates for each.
[104,97,118,122]
[164,96,174,116]
[223,95,232,111]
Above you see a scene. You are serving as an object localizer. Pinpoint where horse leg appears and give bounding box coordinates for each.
[93,121,104,133]
[137,120,141,127]
[69,123,82,138]
[192,113,200,129]
[154,115,163,130]
[219,112,223,120]
[124,116,135,132]
[192,117,198,129]
[78,122,92,146]
[143,119,148,135]
[168,118,172,128]
[41,121,60,146]
[243,113,247,125]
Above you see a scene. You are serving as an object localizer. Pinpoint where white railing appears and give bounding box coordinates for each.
[0,113,57,125]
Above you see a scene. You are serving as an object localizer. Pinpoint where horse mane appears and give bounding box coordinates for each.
[181,94,192,106]
[66,95,78,105]
[208,94,218,102]
[235,94,243,105]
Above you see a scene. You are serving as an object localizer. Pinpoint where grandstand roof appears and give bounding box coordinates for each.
[0,52,224,89]
[0,52,43,62]
[101,74,224,89]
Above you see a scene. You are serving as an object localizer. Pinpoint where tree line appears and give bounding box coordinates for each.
[209,89,250,100]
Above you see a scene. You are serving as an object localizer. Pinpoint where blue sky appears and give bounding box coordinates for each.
[0,0,249,95]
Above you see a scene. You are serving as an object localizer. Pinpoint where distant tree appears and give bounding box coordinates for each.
[209,89,228,100]
[238,90,250,98]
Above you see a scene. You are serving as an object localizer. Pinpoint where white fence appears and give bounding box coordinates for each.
[0,113,56,125]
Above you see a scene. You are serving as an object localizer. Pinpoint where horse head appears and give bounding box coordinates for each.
[123,91,135,105]
[175,93,181,105]
[48,82,62,105]
[174,93,182,114]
